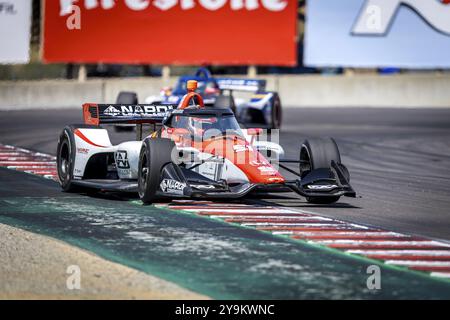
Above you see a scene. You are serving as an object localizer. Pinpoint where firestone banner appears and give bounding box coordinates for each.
[0,0,31,64]
[43,0,297,65]
[305,0,450,69]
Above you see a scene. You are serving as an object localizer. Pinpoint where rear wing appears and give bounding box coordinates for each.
[83,103,176,126]
[216,78,266,92]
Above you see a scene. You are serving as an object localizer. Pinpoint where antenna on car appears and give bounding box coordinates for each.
[178,80,204,109]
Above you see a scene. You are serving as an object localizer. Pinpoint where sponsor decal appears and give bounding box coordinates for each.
[45,2,296,66]
[103,105,173,117]
[77,147,89,154]
[0,2,16,14]
[267,177,283,183]
[353,0,450,36]
[217,78,264,91]
[233,144,252,153]
[257,165,277,175]
[1,1,31,64]
[160,179,186,195]
[191,184,216,190]
[307,184,338,191]
[103,105,121,116]
[250,159,269,167]
[59,0,288,14]
[115,150,130,169]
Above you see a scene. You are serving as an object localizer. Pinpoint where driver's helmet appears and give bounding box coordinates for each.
[187,116,217,137]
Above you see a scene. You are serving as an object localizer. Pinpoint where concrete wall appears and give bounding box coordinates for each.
[0,80,104,109]
[276,74,450,108]
[1,74,449,110]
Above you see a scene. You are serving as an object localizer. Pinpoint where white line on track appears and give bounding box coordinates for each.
[258,225,370,231]
[385,260,450,267]
[278,231,406,237]
[210,215,331,220]
[245,223,347,228]
[313,240,450,247]
[181,208,299,214]
[430,272,450,278]
[8,166,56,170]
[24,171,57,175]
[168,203,254,208]
[0,157,53,161]
[347,250,450,256]
[0,161,56,165]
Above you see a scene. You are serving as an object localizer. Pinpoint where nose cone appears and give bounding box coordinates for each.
[202,136,285,184]
[241,160,285,184]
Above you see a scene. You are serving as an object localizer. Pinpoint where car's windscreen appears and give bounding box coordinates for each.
[169,114,243,139]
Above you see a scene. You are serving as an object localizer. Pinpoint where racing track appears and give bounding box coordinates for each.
[1,107,450,299]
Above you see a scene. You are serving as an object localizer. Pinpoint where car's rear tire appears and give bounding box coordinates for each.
[299,138,342,204]
[138,138,176,204]
[270,93,282,129]
[115,91,138,132]
[56,125,96,192]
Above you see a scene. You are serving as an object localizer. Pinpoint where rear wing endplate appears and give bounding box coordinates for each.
[83,103,176,126]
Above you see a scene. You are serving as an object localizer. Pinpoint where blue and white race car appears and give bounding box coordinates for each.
[116,68,282,129]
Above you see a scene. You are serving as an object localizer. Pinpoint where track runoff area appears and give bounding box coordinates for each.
[1,143,450,282]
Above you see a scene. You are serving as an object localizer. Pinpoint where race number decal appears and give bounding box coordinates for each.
[116,151,130,169]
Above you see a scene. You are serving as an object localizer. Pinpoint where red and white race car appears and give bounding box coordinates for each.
[57,81,355,204]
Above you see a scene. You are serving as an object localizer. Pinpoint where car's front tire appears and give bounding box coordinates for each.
[57,126,76,191]
[299,138,342,204]
[138,138,176,204]
[57,125,100,192]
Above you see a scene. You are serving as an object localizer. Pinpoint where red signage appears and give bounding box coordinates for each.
[43,0,297,66]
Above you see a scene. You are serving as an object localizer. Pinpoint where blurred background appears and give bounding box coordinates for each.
[1,0,449,108]
[1,0,311,79]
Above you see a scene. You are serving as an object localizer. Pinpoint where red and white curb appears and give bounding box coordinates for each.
[2,144,450,280]
[156,201,450,280]
[0,144,58,181]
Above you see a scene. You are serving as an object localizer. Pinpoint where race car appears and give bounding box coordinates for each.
[116,68,282,130]
[57,80,355,204]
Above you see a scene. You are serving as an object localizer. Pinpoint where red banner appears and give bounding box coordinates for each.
[43,0,297,66]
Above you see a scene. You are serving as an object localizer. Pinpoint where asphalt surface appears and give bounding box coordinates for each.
[1,107,449,241]
[2,167,450,299]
